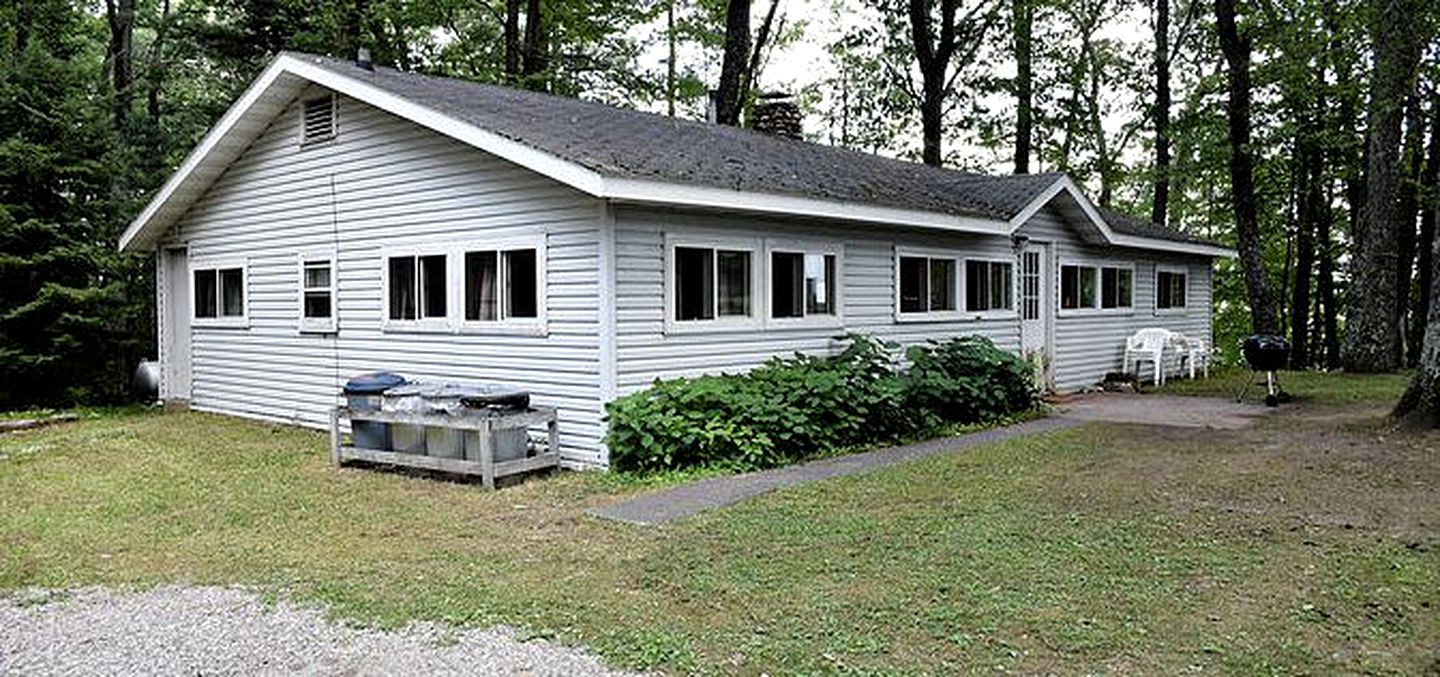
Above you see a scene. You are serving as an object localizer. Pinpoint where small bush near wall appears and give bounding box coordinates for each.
[605,334,1038,473]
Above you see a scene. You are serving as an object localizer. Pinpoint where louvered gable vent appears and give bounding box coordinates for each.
[300,95,336,144]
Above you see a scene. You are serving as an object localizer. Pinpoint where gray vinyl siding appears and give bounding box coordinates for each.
[163,89,607,466]
[1018,206,1214,390]
[612,208,1020,394]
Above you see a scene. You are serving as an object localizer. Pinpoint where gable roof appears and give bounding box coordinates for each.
[118,52,1231,258]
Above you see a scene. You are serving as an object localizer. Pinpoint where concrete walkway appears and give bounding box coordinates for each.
[588,416,1079,526]
[589,392,1275,526]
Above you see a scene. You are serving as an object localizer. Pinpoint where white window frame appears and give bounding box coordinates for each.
[298,93,337,147]
[457,234,548,336]
[961,256,1019,320]
[381,244,454,333]
[894,247,964,323]
[189,256,248,329]
[298,252,337,334]
[1058,260,1136,316]
[1155,264,1190,315]
[664,234,763,334]
[765,239,844,329]
[1098,263,1136,312]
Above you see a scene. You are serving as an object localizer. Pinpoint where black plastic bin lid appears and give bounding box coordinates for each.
[343,372,406,395]
[459,385,530,410]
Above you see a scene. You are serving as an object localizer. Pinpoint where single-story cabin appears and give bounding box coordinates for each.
[119,52,1232,468]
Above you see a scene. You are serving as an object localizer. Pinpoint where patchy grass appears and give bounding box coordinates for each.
[1,375,1437,674]
[1158,367,1413,406]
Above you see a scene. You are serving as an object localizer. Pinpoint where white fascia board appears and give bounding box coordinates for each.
[602,177,1012,235]
[1007,174,1118,242]
[118,59,297,251]
[1110,235,1236,258]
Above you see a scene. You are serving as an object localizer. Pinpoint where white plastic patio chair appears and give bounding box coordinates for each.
[1173,333,1210,379]
[1123,328,1175,385]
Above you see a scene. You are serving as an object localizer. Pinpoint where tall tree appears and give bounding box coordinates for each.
[1291,125,1322,368]
[504,0,521,80]
[715,0,751,125]
[1397,94,1427,361]
[1415,93,1440,362]
[908,0,996,166]
[1342,0,1423,372]
[1013,0,1033,173]
[1150,0,1171,225]
[105,0,136,131]
[520,0,546,89]
[1214,0,1279,334]
[1395,219,1440,426]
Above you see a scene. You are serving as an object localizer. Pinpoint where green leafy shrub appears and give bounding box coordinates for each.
[900,336,1037,426]
[605,334,1038,473]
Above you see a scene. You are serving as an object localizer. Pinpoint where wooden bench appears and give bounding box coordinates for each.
[330,406,559,489]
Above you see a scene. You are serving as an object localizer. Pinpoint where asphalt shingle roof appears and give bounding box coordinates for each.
[295,53,1215,246]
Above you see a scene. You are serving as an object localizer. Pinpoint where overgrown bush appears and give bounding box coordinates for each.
[605,334,1037,473]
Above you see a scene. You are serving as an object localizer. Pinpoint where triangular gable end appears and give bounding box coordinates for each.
[1007,175,1234,258]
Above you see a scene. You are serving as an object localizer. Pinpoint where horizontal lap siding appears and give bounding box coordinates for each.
[613,208,1019,394]
[169,90,605,466]
[1018,207,1213,390]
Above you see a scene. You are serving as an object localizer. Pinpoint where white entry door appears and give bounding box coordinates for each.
[162,247,192,401]
[1019,243,1052,390]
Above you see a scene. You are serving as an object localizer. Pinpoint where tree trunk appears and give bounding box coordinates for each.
[521,0,546,90]
[910,0,958,166]
[716,0,752,126]
[1291,126,1322,369]
[1013,0,1033,174]
[1397,94,1426,364]
[1214,0,1279,335]
[1394,225,1440,427]
[738,0,781,109]
[666,0,677,117]
[504,0,521,81]
[145,0,169,125]
[1150,0,1171,226]
[1342,0,1422,373]
[105,0,136,133]
[1415,94,1440,362]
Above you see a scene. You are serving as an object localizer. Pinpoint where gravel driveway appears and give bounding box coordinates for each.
[0,586,633,676]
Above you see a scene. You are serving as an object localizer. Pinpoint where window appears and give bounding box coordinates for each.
[899,255,956,314]
[1157,269,1188,309]
[300,257,336,332]
[965,260,1014,312]
[1062,263,1133,311]
[673,246,753,322]
[1100,267,1133,309]
[301,94,336,144]
[192,261,245,324]
[387,254,446,322]
[1020,251,1041,321]
[772,251,836,319]
[1060,264,1097,310]
[463,247,540,322]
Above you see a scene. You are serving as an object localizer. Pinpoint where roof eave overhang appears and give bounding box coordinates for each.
[1006,174,1234,259]
[602,177,1010,235]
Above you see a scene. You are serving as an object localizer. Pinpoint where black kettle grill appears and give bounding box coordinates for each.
[1237,334,1292,407]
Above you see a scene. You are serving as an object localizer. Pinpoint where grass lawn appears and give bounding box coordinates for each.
[2,372,1437,674]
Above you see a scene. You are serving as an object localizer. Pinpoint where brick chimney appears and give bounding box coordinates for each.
[752,91,803,140]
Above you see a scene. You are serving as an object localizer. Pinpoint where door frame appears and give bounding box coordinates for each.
[1018,241,1055,391]
[161,246,192,404]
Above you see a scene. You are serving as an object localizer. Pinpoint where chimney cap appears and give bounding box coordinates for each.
[356,48,373,70]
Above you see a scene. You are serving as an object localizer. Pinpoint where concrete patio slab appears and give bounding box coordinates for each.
[1054,392,1273,430]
